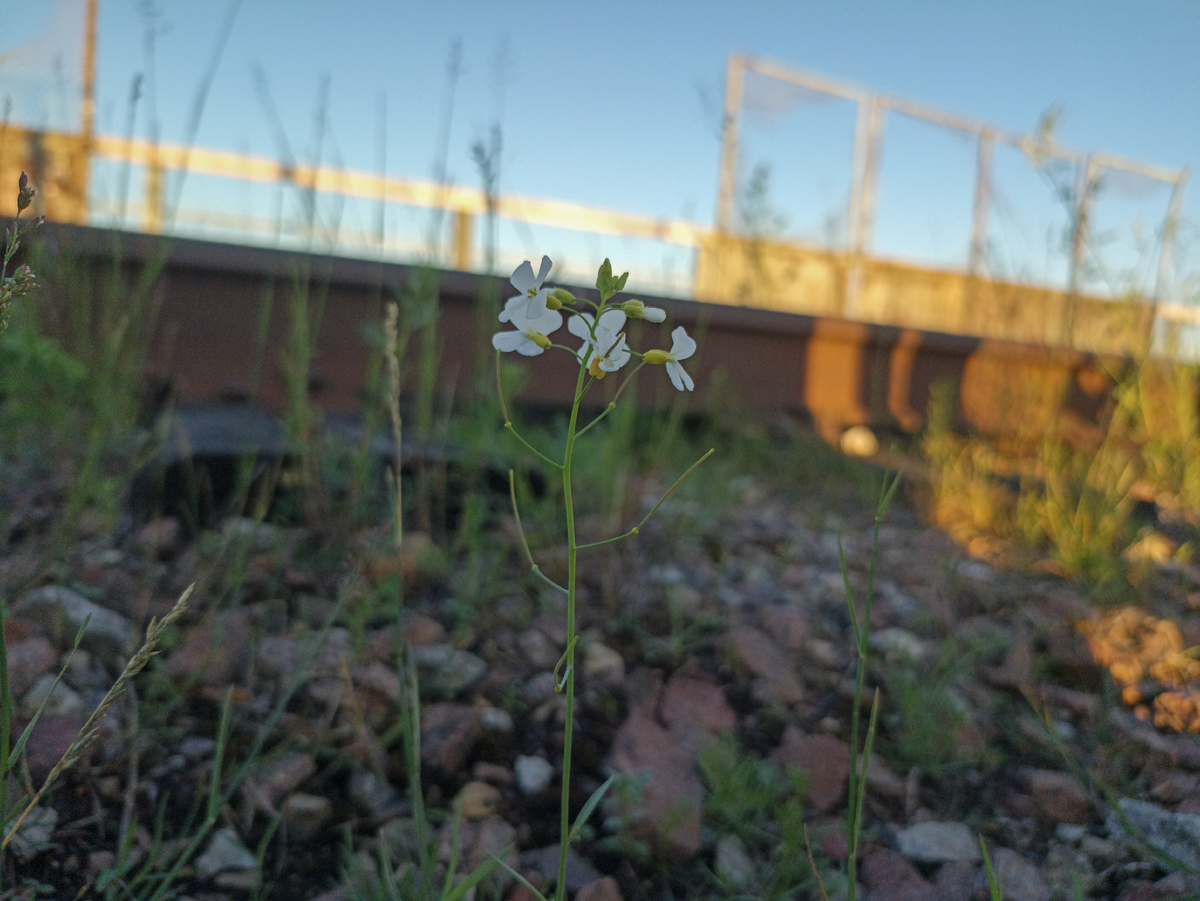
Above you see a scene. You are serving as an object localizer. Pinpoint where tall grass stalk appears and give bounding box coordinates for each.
[839,470,901,900]
[1,586,191,856]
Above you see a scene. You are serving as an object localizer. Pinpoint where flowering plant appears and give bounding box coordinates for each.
[494,256,710,901]
[1,173,43,339]
[493,257,685,389]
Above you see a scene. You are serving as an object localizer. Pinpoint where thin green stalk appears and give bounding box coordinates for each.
[495,350,563,471]
[0,593,10,846]
[574,361,647,440]
[575,447,715,550]
[842,470,901,901]
[508,471,568,594]
[555,362,589,901]
[504,422,563,471]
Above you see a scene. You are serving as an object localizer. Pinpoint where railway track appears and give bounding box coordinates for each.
[29,223,1121,448]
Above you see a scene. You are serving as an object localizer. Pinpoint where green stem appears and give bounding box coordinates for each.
[508,471,568,594]
[575,447,715,549]
[555,363,588,901]
[843,470,901,901]
[574,361,647,440]
[1,592,10,853]
[504,422,563,471]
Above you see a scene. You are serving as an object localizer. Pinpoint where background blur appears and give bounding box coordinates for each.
[1,1,1197,332]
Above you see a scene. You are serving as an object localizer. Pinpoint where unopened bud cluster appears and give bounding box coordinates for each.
[2,173,44,336]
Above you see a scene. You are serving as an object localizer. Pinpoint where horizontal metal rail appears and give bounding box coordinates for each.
[32,223,1136,451]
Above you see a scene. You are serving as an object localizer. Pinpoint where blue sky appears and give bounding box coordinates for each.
[2,0,1197,299]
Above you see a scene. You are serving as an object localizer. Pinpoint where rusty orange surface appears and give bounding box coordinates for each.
[31,224,1124,442]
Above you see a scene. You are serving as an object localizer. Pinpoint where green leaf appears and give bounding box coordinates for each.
[570,774,616,842]
[9,643,84,762]
[980,836,1003,901]
[488,854,551,901]
[444,853,506,901]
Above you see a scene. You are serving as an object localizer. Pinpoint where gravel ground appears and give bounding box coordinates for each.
[3,436,1200,901]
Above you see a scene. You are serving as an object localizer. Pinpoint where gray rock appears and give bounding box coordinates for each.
[20,674,84,719]
[6,635,56,697]
[349,769,405,819]
[521,671,558,703]
[957,560,996,582]
[975,847,1050,901]
[135,517,183,559]
[576,876,624,901]
[377,817,422,859]
[282,792,332,842]
[17,586,136,662]
[195,827,256,878]
[514,755,554,795]
[439,815,517,873]
[868,627,930,662]
[647,564,687,585]
[254,635,308,680]
[517,628,560,669]
[521,845,602,893]
[582,641,625,683]
[1041,842,1095,900]
[478,706,514,733]
[1080,834,1117,859]
[1054,823,1087,844]
[1108,798,1200,871]
[409,644,487,699]
[7,806,57,861]
[715,834,755,889]
[894,820,982,863]
[178,736,217,759]
[221,517,286,553]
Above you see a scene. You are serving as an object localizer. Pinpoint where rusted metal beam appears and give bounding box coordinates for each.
[31,224,1131,450]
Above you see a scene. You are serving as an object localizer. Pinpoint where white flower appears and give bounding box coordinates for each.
[568,310,631,374]
[493,294,563,356]
[499,255,553,323]
[644,326,697,391]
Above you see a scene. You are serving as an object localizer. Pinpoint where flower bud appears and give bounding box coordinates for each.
[552,287,576,304]
[588,357,607,379]
[545,294,563,311]
[531,331,552,350]
[16,172,36,211]
[643,349,670,365]
[621,299,667,323]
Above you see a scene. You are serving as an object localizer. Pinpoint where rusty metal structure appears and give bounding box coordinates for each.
[0,11,1191,443]
[27,223,1120,446]
[708,56,1190,353]
[0,7,1190,357]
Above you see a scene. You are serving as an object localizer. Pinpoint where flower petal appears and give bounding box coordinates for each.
[525,306,563,335]
[510,260,536,294]
[643,306,667,323]
[669,326,697,361]
[498,294,526,323]
[535,255,553,286]
[599,335,631,371]
[568,312,595,340]
[493,331,531,353]
[597,309,627,331]
[666,360,694,392]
